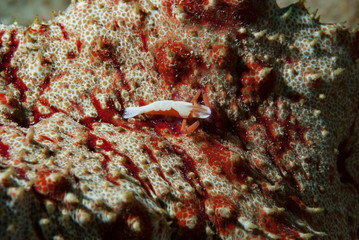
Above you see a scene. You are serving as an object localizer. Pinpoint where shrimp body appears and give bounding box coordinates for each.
[123,90,211,134]
[123,100,211,119]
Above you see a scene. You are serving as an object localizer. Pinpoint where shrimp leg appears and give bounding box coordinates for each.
[191,90,201,105]
[181,119,200,134]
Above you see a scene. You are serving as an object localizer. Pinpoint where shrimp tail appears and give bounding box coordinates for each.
[123,107,144,119]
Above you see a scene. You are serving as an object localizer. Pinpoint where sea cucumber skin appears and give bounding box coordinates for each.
[0,0,358,239]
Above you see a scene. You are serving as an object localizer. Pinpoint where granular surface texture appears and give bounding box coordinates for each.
[0,0,358,239]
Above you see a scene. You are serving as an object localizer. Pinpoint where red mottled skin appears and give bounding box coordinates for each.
[0,0,358,240]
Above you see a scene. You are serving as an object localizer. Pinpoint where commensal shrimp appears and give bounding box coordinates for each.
[123,90,211,134]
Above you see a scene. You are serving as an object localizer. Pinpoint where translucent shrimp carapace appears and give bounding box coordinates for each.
[123,90,211,134]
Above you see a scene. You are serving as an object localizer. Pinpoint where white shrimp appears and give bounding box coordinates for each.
[123,90,211,133]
